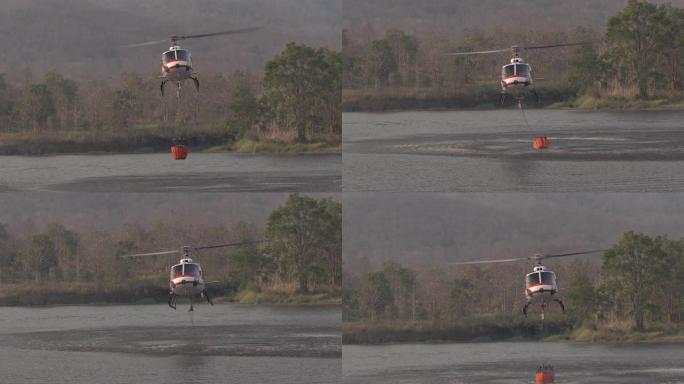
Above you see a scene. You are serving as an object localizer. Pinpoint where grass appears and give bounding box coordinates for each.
[208,137,340,154]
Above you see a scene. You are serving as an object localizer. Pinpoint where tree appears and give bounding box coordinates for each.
[227,223,272,290]
[361,39,397,89]
[22,83,55,131]
[266,194,342,293]
[227,75,262,140]
[606,0,663,98]
[45,222,79,281]
[264,43,341,142]
[360,271,394,321]
[602,231,662,331]
[22,234,57,283]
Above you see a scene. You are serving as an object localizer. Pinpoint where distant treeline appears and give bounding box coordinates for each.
[0,194,341,305]
[0,43,341,152]
[343,231,684,341]
[342,0,684,110]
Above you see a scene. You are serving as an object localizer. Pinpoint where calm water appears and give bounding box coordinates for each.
[0,153,340,192]
[343,342,684,384]
[0,304,341,383]
[343,110,684,191]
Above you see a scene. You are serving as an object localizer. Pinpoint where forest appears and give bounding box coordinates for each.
[0,43,341,154]
[342,0,684,111]
[0,194,341,305]
[343,231,684,343]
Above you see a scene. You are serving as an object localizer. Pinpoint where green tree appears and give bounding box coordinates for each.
[45,222,79,281]
[227,76,262,140]
[22,83,55,131]
[606,0,663,98]
[362,39,397,89]
[264,43,341,142]
[266,194,341,293]
[360,271,394,321]
[22,234,57,283]
[602,231,662,331]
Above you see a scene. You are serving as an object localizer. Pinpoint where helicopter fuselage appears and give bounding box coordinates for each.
[500,58,534,95]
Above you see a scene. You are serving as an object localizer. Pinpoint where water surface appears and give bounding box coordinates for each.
[0,153,340,192]
[343,110,684,191]
[0,304,341,383]
[343,342,684,383]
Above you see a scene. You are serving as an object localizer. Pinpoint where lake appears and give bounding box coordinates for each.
[343,110,684,191]
[343,341,684,383]
[0,304,341,384]
[0,153,341,192]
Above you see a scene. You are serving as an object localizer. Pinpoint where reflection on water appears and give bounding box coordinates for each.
[343,110,684,192]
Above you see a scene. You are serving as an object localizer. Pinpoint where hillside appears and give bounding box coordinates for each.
[343,0,684,41]
[0,0,341,80]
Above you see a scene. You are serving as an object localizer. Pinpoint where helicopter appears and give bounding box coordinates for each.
[124,27,260,98]
[450,249,603,319]
[446,43,589,106]
[122,241,260,311]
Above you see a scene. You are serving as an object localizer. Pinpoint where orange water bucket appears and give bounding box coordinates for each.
[532,136,550,150]
[535,366,555,383]
[171,145,189,160]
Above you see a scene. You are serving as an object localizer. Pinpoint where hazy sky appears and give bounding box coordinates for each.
[344,193,684,268]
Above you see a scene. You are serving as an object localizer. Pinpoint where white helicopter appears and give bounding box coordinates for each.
[447,43,588,105]
[122,241,260,311]
[124,27,260,98]
[450,250,603,320]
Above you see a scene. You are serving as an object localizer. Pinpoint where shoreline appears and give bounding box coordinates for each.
[342,320,684,345]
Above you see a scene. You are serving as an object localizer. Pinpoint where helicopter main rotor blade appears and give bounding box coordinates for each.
[122,39,170,48]
[195,240,263,250]
[523,42,591,51]
[445,48,510,56]
[450,257,528,265]
[536,249,605,260]
[120,249,180,258]
[175,27,261,41]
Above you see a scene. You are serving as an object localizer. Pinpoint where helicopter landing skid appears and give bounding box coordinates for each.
[168,293,178,310]
[523,297,565,318]
[202,289,214,306]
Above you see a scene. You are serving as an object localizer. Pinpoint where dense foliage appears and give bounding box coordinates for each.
[343,0,684,105]
[0,194,341,301]
[344,232,684,333]
[0,43,341,148]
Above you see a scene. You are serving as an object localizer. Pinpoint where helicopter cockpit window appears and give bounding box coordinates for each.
[526,272,540,284]
[175,50,189,61]
[183,263,200,276]
[163,51,176,63]
[515,64,531,76]
[171,265,183,277]
[540,271,555,284]
[502,64,515,77]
